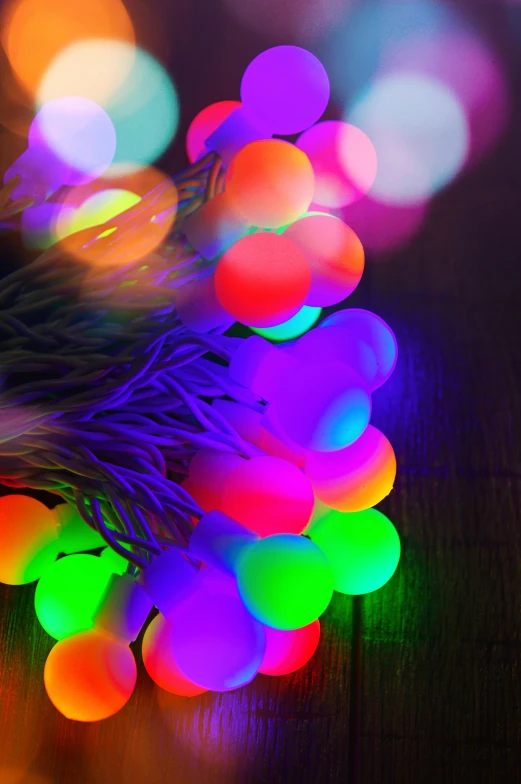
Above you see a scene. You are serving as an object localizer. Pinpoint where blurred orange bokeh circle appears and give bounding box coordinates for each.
[1,0,134,97]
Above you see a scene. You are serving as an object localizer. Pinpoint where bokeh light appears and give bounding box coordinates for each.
[270,360,371,451]
[37,38,135,108]
[320,308,398,390]
[35,553,114,640]
[309,507,401,595]
[186,100,241,163]
[259,619,320,676]
[142,613,207,697]
[318,0,451,99]
[250,305,321,342]
[53,166,177,266]
[378,22,508,165]
[317,0,506,180]
[237,534,333,630]
[283,214,364,306]
[0,0,134,97]
[304,424,396,512]
[240,46,330,136]
[44,629,137,721]
[340,193,428,255]
[296,121,377,208]
[0,495,59,585]
[215,232,312,328]
[38,41,180,173]
[220,455,314,536]
[225,139,315,229]
[30,96,116,181]
[55,189,141,240]
[347,73,468,205]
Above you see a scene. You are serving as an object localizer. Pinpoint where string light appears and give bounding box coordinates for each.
[0,41,402,721]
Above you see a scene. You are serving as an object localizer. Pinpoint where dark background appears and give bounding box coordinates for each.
[1,1,521,782]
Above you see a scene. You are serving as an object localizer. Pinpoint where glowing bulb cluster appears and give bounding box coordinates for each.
[0,44,404,725]
[178,45,372,333]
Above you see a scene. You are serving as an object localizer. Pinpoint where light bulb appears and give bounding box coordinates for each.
[269,359,372,452]
[4,97,116,206]
[220,455,314,537]
[296,121,377,208]
[182,192,249,261]
[240,46,330,136]
[188,448,244,513]
[215,232,311,328]
[142,612,207,696]
[189,513,334,630]
[320,308,398,390]
[304,425,396,512]
[225,139,315,229]
[0,495,106,585]
[44,629,137,722]
[309,507,401,595]
[260,620,320,676]
[236,533,334,630]
[169,569,266,691]
[283,214,364,307]
[250,305,322,342]
[186,100,241,162]
[0,495,59,585]
[289,325,378,390]
[35,554,114,640]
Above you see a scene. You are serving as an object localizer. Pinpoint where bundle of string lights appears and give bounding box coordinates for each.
[0,42,401,722]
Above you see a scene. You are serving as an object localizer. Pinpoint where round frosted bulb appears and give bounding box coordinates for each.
[35,554,114,640]
[221,456,314,537]
[57,189,141,240]
[44,629,137,721]
[283,215,364,307]
[170,583,265,691]
[100,546,130,575]
[271,360,372,451]
[251,305,321,342]
[241,46,330,136]
[186,100,241,162]
[260,620,320,676]
[320,309,398,389]
[225,139,314,229]
[215,232,311,328]
[290,326,378,390]
[0,495,59,585]
[142,613,207,697]
[296,121,377,208]
[237,534,334,630]
[309,507,401,595]
[31,96,116,181]
[305,425,396,512]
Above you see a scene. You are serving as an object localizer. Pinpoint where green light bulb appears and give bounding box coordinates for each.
[237,534,334,630]
[35,554,113,640]
[100,545,131,575]
[250,305,321,342]
[309,507,400,595]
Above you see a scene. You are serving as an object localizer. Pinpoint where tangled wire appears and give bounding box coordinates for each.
[0,153,263,571]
